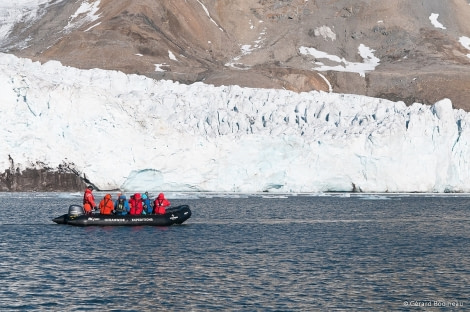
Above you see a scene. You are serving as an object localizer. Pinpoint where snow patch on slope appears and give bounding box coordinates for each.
[226,27,267,69]
[64,0,101,33]
[197,0,223,32]
[459,36,470,59]
[299,44,380,77]
[429,13,446,30]
[0,0,53,44]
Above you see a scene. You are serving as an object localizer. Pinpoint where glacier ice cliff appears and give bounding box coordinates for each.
[1,53,470,192]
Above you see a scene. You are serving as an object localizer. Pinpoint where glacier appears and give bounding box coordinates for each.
[1,52,470,193]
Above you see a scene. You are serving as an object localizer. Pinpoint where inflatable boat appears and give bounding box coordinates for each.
[52,204,191,226]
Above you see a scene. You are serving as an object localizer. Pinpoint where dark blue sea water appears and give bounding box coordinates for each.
[0,192,469,311]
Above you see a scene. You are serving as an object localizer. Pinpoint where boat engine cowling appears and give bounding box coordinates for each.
[68,205,84,217]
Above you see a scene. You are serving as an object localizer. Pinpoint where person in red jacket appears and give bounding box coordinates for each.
[129,193,143,215]
[154,193,170,214]
[83,185,97,214]
[99,194,114,215]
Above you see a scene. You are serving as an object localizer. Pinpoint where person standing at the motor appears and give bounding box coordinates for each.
[83,185,97,214]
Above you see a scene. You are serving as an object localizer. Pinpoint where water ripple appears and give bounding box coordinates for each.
[0,195,469,310]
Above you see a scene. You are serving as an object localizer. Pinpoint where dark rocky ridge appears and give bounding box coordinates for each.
[0,168,86,192]
[0,157,86,192]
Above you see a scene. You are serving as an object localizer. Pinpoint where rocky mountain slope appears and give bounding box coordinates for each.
[2,0,470,109]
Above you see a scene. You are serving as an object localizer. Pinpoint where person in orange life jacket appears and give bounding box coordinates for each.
[141,193,152,215]
[154,193,170,214]
[83,185,97,214]
[129,193,143,215]
[114,195,130,215]
[99,194,114,215]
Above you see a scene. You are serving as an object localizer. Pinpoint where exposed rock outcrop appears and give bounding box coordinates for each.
[0,157,86,192]
[0,168,86,192]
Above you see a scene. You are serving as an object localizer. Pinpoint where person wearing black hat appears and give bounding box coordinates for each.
[83,185,97,214]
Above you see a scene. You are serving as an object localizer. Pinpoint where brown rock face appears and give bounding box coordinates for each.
[0,168,86,192]
[2,0,470,109]
[0,157,86,192]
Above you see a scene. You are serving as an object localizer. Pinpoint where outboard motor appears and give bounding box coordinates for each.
[53,205,84,224]
[68,205,85,217]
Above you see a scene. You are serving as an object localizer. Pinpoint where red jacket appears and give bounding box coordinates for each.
[154,193,170,214]
[99,194,114,215]
[129,193,143,215]
[83,188,96,213]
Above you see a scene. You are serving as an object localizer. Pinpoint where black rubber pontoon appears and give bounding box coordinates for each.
[53,204,191,226]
